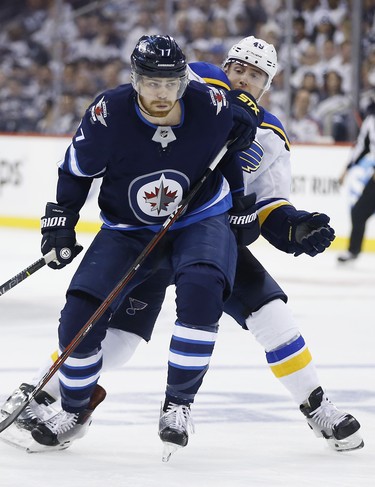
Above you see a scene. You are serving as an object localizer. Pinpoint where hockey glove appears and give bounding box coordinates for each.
[291,212,335,257]
[229,193,260,246]
[226,90,264,154]
[41,202,83,269]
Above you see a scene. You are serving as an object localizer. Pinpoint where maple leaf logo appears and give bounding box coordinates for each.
[95,106,103,116]
[144,179,178,214]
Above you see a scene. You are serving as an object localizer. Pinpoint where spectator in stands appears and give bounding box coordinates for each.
[291,43,325,90]
[289,88,322,142]
[315,69,351,141]
[310,14,336,50]
[242,0,268,36]
[300,71,321,106]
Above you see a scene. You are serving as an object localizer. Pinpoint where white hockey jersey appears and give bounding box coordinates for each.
[240,109,292,228]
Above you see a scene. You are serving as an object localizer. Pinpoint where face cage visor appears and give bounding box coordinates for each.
[131,72,189,100]
[224,59,270,100]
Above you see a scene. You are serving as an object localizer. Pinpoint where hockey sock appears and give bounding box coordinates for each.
[266,335,320,404]
[245,299,320,404]
[165,320,218,406]
[58,347,103,413]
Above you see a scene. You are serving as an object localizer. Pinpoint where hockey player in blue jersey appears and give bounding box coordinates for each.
[0,35,264,452]
[1,37,363,459]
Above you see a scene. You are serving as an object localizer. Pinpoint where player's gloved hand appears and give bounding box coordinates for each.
[226,90,264,154]
[228,193,260,246]
[41,202,83,269]
[290,212,335,257]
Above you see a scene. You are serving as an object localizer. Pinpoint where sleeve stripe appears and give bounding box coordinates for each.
[258,200,292,225]
[202,77,231,91]
[66,144,106,178]
[260,122,291,151]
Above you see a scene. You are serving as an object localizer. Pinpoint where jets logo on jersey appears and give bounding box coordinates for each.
[240,140,264,173]
[208,86,228,115]
[90,96,108,126]
[129,170,190,224]
[144,178,178,214]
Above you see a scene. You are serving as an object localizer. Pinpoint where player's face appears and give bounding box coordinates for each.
[225,62,268,100]
[138,76,180,117]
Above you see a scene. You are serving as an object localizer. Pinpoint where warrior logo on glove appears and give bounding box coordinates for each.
[59,248,73,260]
[41,202,82,269]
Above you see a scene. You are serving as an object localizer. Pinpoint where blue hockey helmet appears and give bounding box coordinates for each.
[131,35,188,98]
[131,35,187,77]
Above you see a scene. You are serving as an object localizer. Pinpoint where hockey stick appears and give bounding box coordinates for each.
[0,144,229,433]
[0,250,56,297]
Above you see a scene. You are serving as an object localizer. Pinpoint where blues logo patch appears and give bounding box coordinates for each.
[240,140,264,173]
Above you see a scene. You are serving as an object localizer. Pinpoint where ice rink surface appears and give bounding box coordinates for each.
[0,228,374,487]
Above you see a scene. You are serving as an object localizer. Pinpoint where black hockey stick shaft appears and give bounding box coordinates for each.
[0,144,228,433]
[0,250,56,297]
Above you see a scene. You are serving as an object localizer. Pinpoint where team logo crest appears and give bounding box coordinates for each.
[129,170,190,224]
[240,140,264,173]
[144,177,178,214]
[126,297,148,316]
[90,96,108,126]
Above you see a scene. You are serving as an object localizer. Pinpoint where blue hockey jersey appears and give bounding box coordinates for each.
[56,81,239,231]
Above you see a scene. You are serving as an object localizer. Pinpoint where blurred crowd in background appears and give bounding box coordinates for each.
[0,0,375,142]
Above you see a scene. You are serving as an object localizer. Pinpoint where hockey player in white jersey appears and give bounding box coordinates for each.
[1,36,363,458]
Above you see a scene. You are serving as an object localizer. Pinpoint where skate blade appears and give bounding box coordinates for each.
[0,422,70,454]
[162,442,182,462]
[327,431,364,452]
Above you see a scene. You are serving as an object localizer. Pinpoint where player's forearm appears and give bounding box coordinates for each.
[56,169,93,214]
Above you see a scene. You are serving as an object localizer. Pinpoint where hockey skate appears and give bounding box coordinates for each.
[30,384,106,451]
[0,383,59,452]
[337,251,358,263]
[158,401,194,462]
[300,387,364,452]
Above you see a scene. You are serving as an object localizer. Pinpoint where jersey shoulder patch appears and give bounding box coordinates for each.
[260,109,290,151]
[88,84,132,127]
[187,81,229,115]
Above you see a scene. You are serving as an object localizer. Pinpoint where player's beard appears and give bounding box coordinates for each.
[139,97,176,118]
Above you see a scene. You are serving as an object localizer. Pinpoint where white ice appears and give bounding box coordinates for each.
[0,228,374,487]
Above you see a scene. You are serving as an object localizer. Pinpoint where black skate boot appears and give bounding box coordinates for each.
[31,384,106,449]
[158,400,194,462]
[300,387,364,451]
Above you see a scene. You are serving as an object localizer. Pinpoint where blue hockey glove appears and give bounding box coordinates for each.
[226,90,264,154]
[291,212,335,257]
[41,202,83,269]
[229,193,260,246]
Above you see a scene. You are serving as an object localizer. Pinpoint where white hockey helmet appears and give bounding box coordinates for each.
[223,36,278,95]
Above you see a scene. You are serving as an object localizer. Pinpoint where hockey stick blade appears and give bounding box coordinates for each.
[0,144,228,434]
[0,250,56,297]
